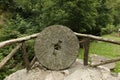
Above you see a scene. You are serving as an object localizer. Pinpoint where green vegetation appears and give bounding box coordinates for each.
[1,0,120,35]
[79,32,120,73]
[90,43,120,73]
[1,0,120,79]
[90,34,120,73]
[90,42,120,58]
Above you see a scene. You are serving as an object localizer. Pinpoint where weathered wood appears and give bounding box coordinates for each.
[35,25,79,70]
[0,43,22,70]
[90,54,115,70]
[21,42,30,71]
[1,32,120,49]
[0,33,39,48]
[30,57,37,68]
[79,39,86,43]
[91,57,120,67]
[74,32,120,45]
[83,38,90,65]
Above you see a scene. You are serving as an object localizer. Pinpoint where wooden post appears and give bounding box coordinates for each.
[92,57,120,67]
[21,42,30,71]
[0,43,22,70]
[83,38,90,66]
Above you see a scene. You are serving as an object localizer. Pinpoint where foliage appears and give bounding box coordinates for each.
[111,0,120,26]
[0,44,22,80]
[0,0,16,12]
[101,24,116,35]
[90,33,120,73]
[1,0,120,35]
[79,32,120,73]
[1,0,120,79]
[0,41,35,79]
[1,0,99,34]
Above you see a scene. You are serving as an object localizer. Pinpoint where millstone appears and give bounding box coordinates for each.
[35,25,79,70]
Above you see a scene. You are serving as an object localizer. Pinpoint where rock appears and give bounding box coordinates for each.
[35,25,79,70]
[45,72,64,80]
[4,59,120,80]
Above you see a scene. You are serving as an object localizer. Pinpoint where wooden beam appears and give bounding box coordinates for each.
[0,33,39,48]
[0,43,22,70]
[91,57,120,67]
[1,32,120,49]
[74,32,120,45]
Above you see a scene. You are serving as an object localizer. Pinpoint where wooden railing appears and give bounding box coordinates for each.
[0,32,120,70]
[0,33,39,70]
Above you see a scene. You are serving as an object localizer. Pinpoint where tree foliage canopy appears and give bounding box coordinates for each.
[1,0,120,36]
[0,0,120,79]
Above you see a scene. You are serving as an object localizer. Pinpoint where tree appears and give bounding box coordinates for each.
[96,0,114,28]
[113,0,120,26]
[36,0,99,34]
[0,0,16,12]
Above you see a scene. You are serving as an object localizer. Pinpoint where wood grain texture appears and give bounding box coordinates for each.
[35,25,79,70]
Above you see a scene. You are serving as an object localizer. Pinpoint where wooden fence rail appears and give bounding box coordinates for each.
[0,33,39,48]
[0,33,120,49]
[92,57,120,67]
[0,43,22,70]
[0,32,120,70]
[75,32,120,45]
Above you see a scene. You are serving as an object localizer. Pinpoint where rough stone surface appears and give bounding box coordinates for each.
[4,59,120,80]
[35,25,79,70]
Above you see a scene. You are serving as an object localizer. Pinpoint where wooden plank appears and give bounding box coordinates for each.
[0,33,39,48]
[91,57,120,67]
[0,43,22,70]
[1,32,120,49]
[21,42,30,71]
[83,38,90,65]
[74,32,120,45]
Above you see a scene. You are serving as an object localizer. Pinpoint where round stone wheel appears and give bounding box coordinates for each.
[35,25,79,70]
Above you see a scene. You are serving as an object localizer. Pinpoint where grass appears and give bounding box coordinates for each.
[78,32,120,73]
[90,42,120,58]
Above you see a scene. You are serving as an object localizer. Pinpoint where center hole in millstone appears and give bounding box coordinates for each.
[54,40,62,50]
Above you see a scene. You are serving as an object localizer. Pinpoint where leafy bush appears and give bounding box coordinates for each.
[0,15,36,79]
[101,24,117,35]
[1,0,120,79]
[0,40,35,79]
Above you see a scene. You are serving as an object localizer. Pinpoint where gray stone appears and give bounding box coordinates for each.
[4,59,120,80]
[35,25,79,70]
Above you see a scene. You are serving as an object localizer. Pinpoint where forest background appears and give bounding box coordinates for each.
[1,0,120,79]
